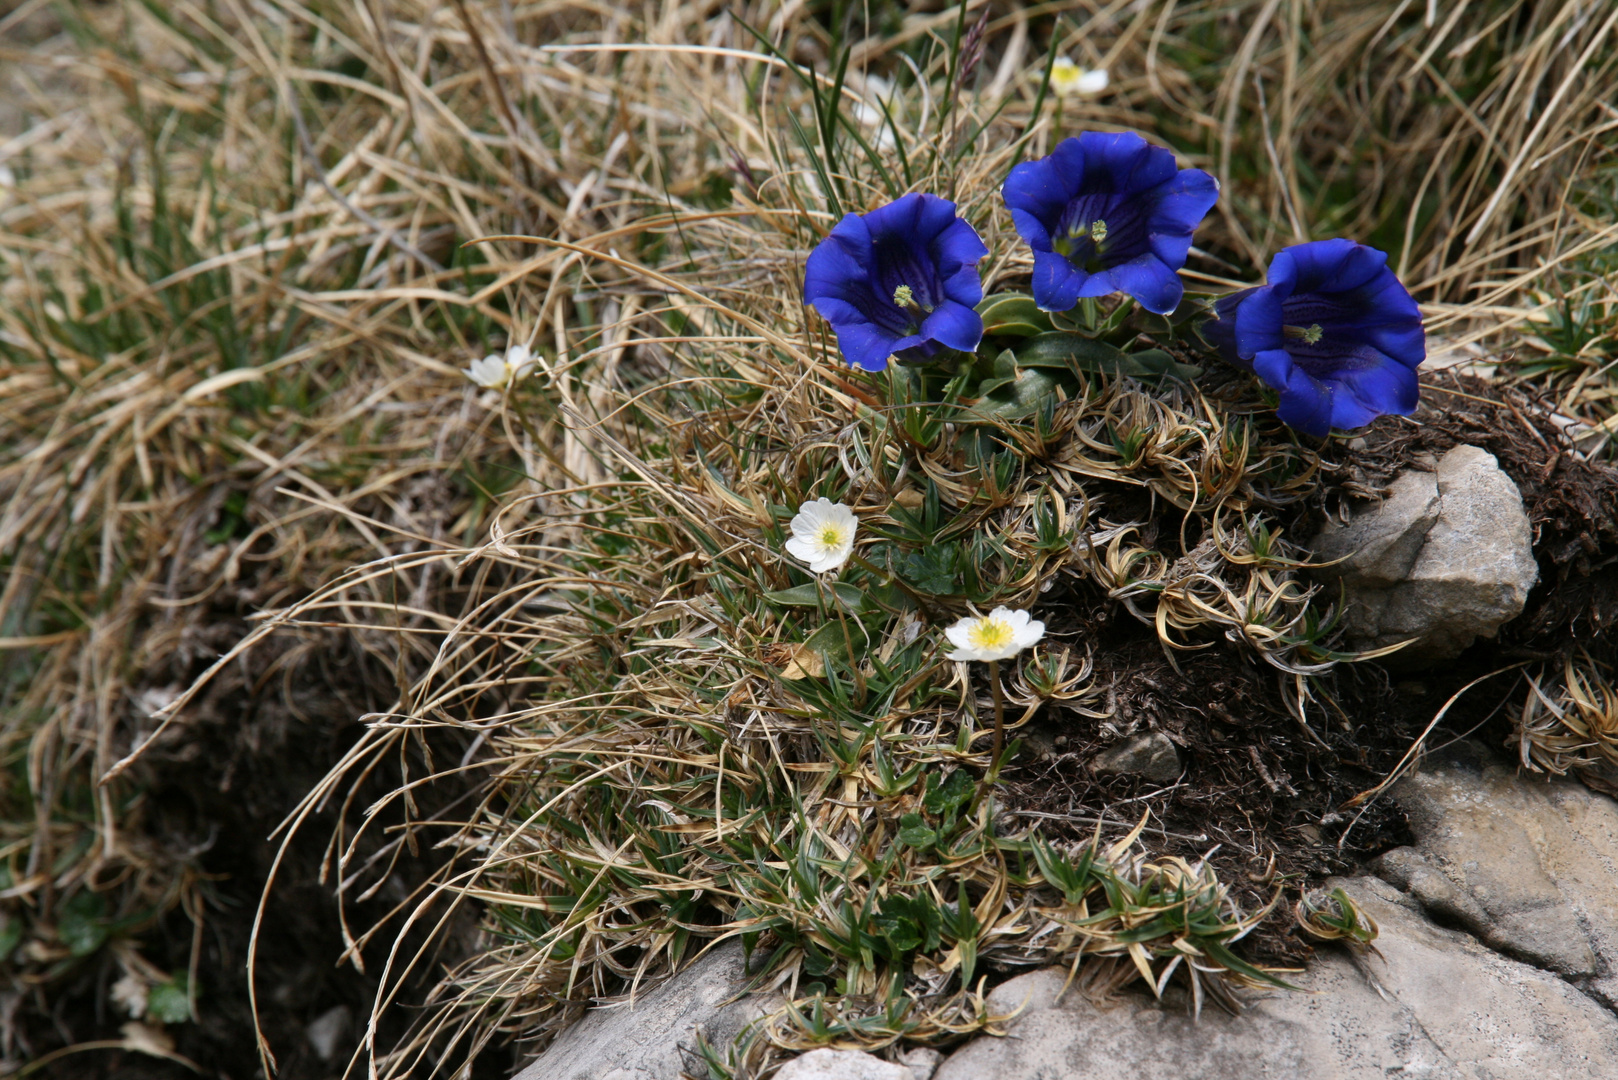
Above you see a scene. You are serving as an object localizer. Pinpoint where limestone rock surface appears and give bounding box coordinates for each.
[1090,731,1181,783]
[512,941,776,1080]
[1312,443,1536,665]
[1380,743,1618,1002]
[773,1048,914,1080]
[933,875,1618,1080]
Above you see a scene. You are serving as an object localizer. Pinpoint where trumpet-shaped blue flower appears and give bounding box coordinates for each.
[803,193,989,372]
[1002,132,1218,315]
[1202,239,1425,438]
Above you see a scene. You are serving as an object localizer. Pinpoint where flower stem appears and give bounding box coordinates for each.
[989,659,1005,779]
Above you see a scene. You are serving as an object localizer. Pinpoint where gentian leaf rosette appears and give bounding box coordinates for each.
[803,193,989,372]
[1002,132,1218,315]
[1202,239,1425,438]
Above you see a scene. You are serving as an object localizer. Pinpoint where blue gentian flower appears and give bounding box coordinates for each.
[803,193,989,372]
[1202,239,1425,438]
[1001,132,1218,315]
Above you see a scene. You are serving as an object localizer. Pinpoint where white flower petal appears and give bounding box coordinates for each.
[943,608,1044,662]
[782,499,857,574]
[506,343,536,380]
[1076,69,1109,95]
[466,355,509,388]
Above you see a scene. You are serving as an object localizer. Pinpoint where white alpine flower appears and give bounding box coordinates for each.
[465,354,510,388]
[1050,57,1109,97]
[945,607,1045,662]
[783,498,858,574]
[464,342,537,389]
[505,342,536,380]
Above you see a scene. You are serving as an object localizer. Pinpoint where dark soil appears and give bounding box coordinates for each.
[19,603,499,1080]
[998,363,1618,971]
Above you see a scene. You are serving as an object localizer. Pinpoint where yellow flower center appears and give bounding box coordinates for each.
[818,524,847,547]
[1284,323,1324,345]
[967,618,1014,652]
[1050,58,1081,93]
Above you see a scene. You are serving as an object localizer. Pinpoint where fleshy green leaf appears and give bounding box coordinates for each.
[976,293,1055,337]
[764,582,866,609]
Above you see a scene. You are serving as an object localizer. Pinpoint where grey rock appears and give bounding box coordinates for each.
[306,1003,350,1062]
[898,1046,942,1080]
[1313,466,1440,588]
[1091,731,1180,784]
[1385,750,1618,986]
[513,941,777,1080]
[1312,444,1537,666]
[774,1048,913,1080]
[934,875,1618,1080]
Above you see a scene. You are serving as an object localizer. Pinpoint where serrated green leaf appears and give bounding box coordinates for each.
[900,545,961,596]
[897,812,936,849]
[923,769,975,817]
[147,976,192,1024]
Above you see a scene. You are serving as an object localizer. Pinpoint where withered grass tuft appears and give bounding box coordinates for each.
[1,0,1615,1076]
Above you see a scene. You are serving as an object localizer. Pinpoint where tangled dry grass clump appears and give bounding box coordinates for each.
[1,0,1616,1076]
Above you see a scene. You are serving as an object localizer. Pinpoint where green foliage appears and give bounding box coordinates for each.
[146,975,194,1024]
[55,891,109,957]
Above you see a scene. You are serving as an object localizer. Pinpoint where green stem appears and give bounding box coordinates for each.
[989,659,1005,779]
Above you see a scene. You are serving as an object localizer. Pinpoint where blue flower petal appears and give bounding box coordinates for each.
[1234,285,1287,359]
[1145,168,1219,267]
[923,300,984,353]
[1004,132,1219,311]
[1251,347,1295,391]
[803,217,871,304]
[1076,268,1122,300]
[834,320,904,372]
[802,193,986,371]
[935,218,991,308]
[1106,256,1183,315]
[1346,269,1425,367]
[863,192,926,244]
[911,192,962,242]
[1031,249,1086,312]
[1008,208,1053,251]
[1328,349,1420,428]
[1271,238,1386,296]
[1079,131,1175,194]
[1003,156,1075,237]
[1274,366,1334,438]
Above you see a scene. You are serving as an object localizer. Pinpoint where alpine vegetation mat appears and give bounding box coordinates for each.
[3,1,1617,1078]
